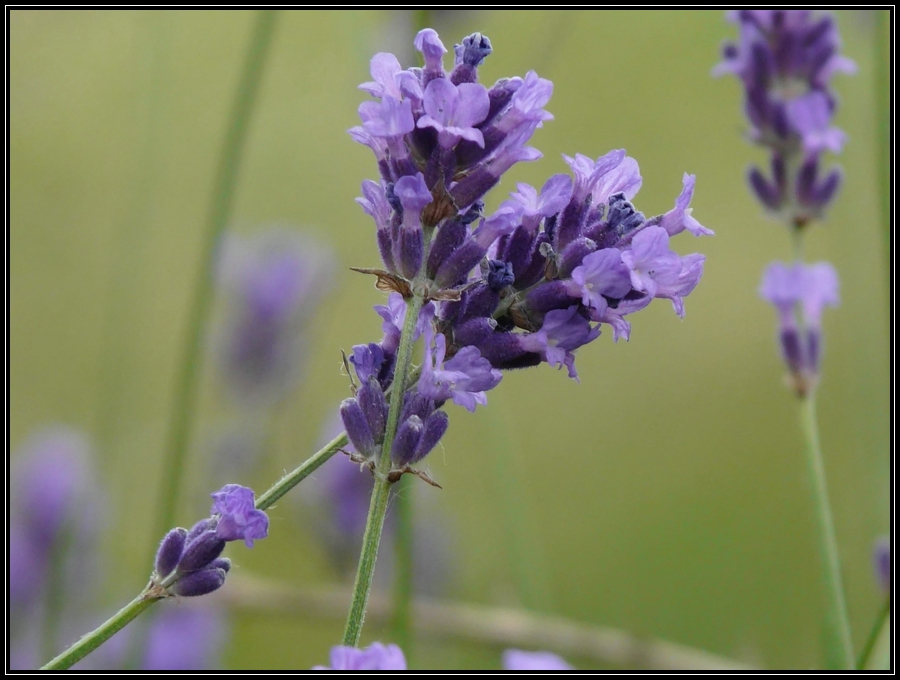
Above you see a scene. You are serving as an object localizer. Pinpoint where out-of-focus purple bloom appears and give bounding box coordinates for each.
[141,604,226,670]
[760,261,839,394]
[214,228,332,405]
[210,484,269,547]
[716,10,854,226]
[503,649,574,671]
[10,426,95,609]
[874,537,891,594]
[313,642,407,670]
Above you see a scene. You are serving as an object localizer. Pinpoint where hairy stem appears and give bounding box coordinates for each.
[800,394,853,668]
[40,589,160,670]
[343,293,425,646]
[255,431,348,511]
[152,10,278,547]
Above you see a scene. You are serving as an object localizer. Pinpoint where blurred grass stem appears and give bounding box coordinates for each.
[800,394,853,668]
[152,10,278,546]
[857,596,890,669]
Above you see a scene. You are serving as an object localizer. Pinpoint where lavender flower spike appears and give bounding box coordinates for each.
[716,10,854,226]
[313,642,407,670]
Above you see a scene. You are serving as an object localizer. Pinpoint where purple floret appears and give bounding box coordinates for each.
[210,484,269,548]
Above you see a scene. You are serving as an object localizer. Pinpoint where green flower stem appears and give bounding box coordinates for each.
[857,597,891,669]
[343,292,425,646]
[255,430,348,511]
[40,588,160,670]
[800,394,853,669]
[152,9,278,547]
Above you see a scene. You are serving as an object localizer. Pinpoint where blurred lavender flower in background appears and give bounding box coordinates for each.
[759,261,839,396]
[873,537,891,594]
[313,642,407,670]
[213,227,333,407]
[141,604,226,670]
[10,426,103,669]
[503,648,574,670]
[715,10,855,227]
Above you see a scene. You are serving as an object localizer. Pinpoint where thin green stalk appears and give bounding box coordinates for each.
[152,10,278,547]
[40,589,160,670]
[344,293,425,646]
[256,431,347,511]
[857,596,890,669]
[800,394,853,669]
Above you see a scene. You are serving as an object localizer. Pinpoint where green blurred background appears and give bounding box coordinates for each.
[10,9,889,670]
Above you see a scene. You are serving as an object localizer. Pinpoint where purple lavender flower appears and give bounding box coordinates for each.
[418,78,490,149]
[519,307,600,381]
[503,649,574,671]
[874,537,891,594]
[716,10,854,226]
[210,484,269,547]
[419,327,501,412]
[313,642,407,670]
[141,604,225,670]
[214,228,332,405]
[760,261,839,394]
[153,484,267,598]
[375,293,435,355]
[344,29,712,480]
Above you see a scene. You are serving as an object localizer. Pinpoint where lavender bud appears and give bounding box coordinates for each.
[171,566,228,598]
[176,531,226,575]
[426,219,467,278]
[155,528,187,578]
[412,411,449,463]
[357,378,388,444]
[397,227,424,279]
[434,239,486,288]
[392,416,424,467]
[748,167,783,211]
[557,237,597,279]
[779,327,804,375]
[340,398,376,458]
[487,260,514,291]
[185,518,217,545]
[210,557,232,574]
